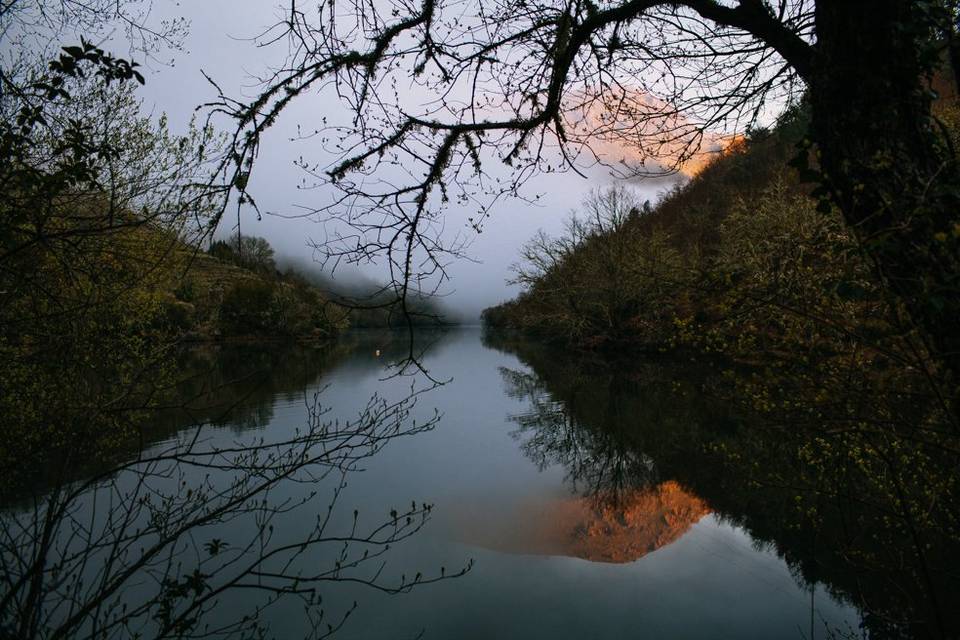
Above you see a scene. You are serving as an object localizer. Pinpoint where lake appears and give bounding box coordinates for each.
[9,326,919,639]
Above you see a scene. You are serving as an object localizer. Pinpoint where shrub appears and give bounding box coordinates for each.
[219,280,277,335]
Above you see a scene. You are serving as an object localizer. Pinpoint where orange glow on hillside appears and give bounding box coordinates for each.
[559,88,749,179]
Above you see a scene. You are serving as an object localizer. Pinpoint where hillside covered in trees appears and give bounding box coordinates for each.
[168,234,452,341]
[484,92,959,368]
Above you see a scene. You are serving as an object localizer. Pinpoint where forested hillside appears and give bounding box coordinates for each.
[484,94,959,369]
[169,236,347,341]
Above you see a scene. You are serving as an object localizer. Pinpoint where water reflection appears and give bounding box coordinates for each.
[452,481,710,563]
[0,332,463,640]
[162,330,436,438]
[485,331,960,639]
[12,328,954,639]
[500,365,659,501]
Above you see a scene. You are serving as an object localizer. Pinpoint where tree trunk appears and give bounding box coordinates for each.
[810,1,960,378]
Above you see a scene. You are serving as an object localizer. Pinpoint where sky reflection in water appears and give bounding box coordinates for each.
[190,328,861,640]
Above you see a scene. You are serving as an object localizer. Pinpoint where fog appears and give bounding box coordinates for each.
[131,1,677,321]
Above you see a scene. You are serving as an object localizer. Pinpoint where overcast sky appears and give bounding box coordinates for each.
[126,1,676,320]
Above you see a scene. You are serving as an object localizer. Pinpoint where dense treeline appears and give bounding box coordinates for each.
[484,97,960,381]
[188,235,452,337]
[0,41,220,491]
[483,105,866,349]
[168,235,348,340]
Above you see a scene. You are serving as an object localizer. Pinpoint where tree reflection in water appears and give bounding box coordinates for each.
[500,366,660,506]
[0,346,467,640]
[488,333,960,640]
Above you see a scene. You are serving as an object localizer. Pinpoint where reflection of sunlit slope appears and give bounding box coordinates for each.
[454,481,709,563]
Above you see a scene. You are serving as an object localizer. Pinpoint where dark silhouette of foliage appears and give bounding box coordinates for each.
[0,388,469,640]
[486,333,960,638]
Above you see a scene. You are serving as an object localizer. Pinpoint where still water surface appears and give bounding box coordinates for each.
[161,328,861,639]
[7,328,870,639]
